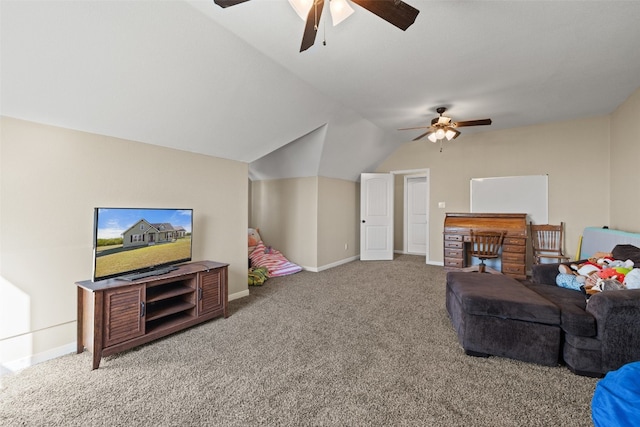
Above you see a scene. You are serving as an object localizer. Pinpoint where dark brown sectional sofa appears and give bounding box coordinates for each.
[446,244,640,377]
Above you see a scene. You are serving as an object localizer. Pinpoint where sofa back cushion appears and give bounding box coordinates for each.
[611,244,640,265]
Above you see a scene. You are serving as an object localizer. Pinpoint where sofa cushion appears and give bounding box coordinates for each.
[611,244,640,265]
[446,272,560,325]
[525,283,597,337]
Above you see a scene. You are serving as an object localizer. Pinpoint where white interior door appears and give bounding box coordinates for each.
[406,175,427,255]
[360,173,394,261]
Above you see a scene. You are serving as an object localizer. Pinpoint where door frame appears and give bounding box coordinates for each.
[391,168,430,264]
[403,172,429,257]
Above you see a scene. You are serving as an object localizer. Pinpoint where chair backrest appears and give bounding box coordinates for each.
[530,222,565,253]
[469,230,505,259]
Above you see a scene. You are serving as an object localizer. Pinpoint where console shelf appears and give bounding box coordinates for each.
[146,301,196,322]
[146,283,194,303]
[77,260,228,369]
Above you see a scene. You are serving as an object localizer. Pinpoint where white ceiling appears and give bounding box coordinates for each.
[3,1,640,181]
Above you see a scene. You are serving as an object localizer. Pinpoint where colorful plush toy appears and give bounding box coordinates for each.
[570,258,603,277]
[624,268,640,289]
[590,277,626,293]
[248,227,262,257]
[597,259,634,282]
[557,258,634,295]
[248,266,269,286]
[557,264,589,291]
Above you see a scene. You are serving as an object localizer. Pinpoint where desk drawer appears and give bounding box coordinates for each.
[444,257,463,268]
[444,240,463,249]
[502,263,525,275]
[444,234,463,241]
[502,252,525,263]
[504,244,526,254]
[504,237,526,246]
[444,248,463,258]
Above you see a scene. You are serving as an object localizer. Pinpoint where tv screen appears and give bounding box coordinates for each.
[93,207,193,281]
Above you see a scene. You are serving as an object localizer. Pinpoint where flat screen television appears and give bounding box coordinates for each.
[92,207,193,282]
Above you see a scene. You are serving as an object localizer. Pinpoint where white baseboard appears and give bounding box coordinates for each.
[229,289,249,301]
[1,289,250,376]
[1,342,77,376]
[301,255,360,273]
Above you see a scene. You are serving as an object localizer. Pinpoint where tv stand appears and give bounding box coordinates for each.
[76,260,228,369]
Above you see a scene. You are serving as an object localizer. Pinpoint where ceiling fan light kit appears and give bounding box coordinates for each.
[328,0,355,26]
[288,0,312,21]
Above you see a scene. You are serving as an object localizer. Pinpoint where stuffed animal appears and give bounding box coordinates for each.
[248,266,269,286]
[557,264,588,291]
[624,268,640,289]
[590,277,626,293]
[598,267,627,283]
[248,228,262,256]
[570,259,603,277]
[597,259,634,282]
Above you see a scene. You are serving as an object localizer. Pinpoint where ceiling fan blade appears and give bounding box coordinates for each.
[453,119,492,128]
[412,130,432,141]
[213,0,251,8]
[350,0,419,31]
[300,0,325,52]
[398,126,430,131]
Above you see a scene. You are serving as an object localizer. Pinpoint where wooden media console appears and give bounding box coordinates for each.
[76,260,228,369]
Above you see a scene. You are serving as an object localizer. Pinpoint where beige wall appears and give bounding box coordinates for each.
[317,177,359,267]
[610,88,640,232]
[250,176,359,270]
[0,117,248,367]
[377,115,613,263]
[250,177,318,269]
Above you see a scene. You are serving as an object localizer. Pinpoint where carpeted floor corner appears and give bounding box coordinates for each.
[0,255,598,426]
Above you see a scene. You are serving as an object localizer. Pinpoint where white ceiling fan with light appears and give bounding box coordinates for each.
[214,0,420,51]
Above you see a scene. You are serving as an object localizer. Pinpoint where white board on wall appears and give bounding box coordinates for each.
[470,175,548,224]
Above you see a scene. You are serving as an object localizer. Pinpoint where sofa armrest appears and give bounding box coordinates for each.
[531,259,590,285]
[586,289,640,371]
[531,262,568,285]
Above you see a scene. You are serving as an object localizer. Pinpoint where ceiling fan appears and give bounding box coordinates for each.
[213,0,420,52]
[399,107,492,147]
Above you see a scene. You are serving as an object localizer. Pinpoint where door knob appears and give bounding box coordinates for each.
[361,220,366,223]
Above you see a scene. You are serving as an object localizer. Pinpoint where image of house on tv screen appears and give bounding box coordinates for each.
[94,208,193,280]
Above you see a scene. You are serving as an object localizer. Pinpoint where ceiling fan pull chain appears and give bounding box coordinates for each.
[323,12,327,46]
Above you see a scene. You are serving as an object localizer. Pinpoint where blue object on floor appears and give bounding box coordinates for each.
[592,361,640,427]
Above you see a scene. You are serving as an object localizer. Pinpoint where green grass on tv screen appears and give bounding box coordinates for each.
[95,237,191,279]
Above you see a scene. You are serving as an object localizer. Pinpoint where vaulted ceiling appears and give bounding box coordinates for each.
[2,1,640,181]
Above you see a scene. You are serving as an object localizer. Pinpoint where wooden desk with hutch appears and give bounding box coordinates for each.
[443,213,528,280]
[76,260,228,369]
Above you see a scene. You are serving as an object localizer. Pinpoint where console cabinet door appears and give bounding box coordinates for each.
[198,269,224,316]
[103,285,145,347]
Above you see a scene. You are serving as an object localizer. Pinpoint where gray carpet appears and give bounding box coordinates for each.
[1,255,597,426]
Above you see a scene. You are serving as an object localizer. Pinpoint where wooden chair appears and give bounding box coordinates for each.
[530,222,570,265]
[463,229,505,274]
